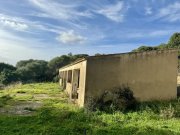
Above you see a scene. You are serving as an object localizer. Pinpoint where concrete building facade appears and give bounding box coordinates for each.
[59,50,178,107]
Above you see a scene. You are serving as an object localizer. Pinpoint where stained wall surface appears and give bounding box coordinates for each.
[85,50,178,104]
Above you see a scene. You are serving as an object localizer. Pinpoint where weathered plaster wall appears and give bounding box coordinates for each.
[85,50,178,104]
[59,60,87,107]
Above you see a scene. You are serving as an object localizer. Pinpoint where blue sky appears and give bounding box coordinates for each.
[0,0,180,65]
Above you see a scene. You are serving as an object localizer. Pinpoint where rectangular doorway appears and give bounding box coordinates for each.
[72,69,80,99]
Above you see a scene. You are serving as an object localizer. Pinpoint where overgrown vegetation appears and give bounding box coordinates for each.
[132,32,180,55]
[0,83,180,135]
[85,86,137,113]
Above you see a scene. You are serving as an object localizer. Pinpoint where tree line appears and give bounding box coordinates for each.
[1,33,180,86]
[0,54,88,85]
[132,32,180,56]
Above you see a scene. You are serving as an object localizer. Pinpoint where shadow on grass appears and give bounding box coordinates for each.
[0,106,179,135]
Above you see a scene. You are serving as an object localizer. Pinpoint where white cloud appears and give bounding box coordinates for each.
[156,2,180,22]
[0,14,28,31]
[57,30,86,44]
[0,13,69,35]
[28,0,92,20]
[145,7,152,15]
[96,1,125,22]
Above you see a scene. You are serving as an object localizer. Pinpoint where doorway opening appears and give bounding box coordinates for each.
[72,69,80,99]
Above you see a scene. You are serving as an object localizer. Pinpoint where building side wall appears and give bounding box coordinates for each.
[85,50,178,104]
[59,60,87,107]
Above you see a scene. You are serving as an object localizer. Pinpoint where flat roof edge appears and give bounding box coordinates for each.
[86,49,178,59]
[59,49,178,70]
[59,58,86,70]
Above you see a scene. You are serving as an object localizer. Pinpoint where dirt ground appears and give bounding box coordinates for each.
[0,101,42,115]
[0,92,64,116]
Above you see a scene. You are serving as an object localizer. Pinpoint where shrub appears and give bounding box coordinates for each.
[85,86,138,113]
[160,104,175,119]
[0,69,20,85]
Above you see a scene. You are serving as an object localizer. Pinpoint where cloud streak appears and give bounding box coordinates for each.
[156,2,180,22]
[56,30,86,44]
[28,0,92,20]
[95,1,126,22]
[0,14,28,31]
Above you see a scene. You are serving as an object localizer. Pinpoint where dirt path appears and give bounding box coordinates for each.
[0,101,42,115]
[0,91,64,116]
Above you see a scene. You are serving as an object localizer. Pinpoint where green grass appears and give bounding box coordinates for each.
[0,83,180,135]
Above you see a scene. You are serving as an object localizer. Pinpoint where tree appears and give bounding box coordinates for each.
[1,53,89,84]
[157,43,168,50]
[168,33,180,48]
[0,69,19,85]
[0,63,18,85]
[132,46,158,52]
[133,33,180,52]
[16,60,49,82]
[48,54,88,82]
[16,59,34,68]
[48,55,72,81]
[0,63,16,72]
[71,54,88,61]
[95,53,102,56]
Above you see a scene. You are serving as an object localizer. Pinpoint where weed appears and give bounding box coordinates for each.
[160,104,175,119]
[85,86,138,113]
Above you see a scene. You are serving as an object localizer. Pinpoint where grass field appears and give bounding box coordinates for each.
[0,83,180,135]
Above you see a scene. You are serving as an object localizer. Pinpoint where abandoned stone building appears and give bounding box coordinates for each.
[59,50,178,107]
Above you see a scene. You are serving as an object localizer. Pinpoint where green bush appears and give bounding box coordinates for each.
[85,86,138,113]
[0,69,20,85]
